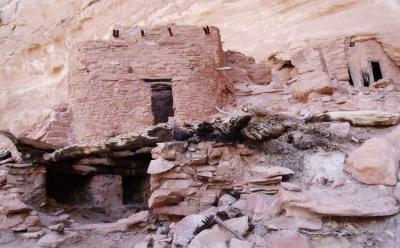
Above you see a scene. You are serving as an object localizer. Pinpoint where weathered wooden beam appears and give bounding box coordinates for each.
[306,111,400,127]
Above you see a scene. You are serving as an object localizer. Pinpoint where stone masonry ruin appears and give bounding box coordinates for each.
[2,23,400,247]
[66,25,234,144]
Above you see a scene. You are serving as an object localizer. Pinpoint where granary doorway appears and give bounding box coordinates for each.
[144,79,174,124]
[370,61,383,82]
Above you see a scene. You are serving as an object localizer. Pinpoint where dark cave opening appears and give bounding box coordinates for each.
[46,170,92,205]
[122,175,150,207]
[46,154,152,210]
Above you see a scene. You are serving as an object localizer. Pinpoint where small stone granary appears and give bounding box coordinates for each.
[347,37,400,87]
[44,25,233,146]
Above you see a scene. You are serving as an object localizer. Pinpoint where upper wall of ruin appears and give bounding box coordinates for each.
[67,25,234,143]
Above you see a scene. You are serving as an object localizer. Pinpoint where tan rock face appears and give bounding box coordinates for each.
[345,138,398,186]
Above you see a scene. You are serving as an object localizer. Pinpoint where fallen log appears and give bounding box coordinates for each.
[305,111,400,127]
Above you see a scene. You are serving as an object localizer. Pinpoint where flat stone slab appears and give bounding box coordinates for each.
[279,184,400,217]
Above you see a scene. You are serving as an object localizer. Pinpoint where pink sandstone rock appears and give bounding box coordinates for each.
[278,185,400,217]
[75,211,149,234]
[345,138,398,186]
[293,71,335,102]
[153,205,200,216]
[148,189,185,208]
[265,230,312,248]
[147,158,176,175]
[249,166,294,178]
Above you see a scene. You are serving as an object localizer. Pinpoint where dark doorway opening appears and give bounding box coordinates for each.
[121,153,152,208]
[46,170,91,205]
[144,79,174,124]
[371,61,383,82]
[122,175,150,207]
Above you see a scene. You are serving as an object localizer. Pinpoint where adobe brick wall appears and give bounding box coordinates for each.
[68,25,234,143]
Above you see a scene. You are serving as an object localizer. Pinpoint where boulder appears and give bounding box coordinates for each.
[345,138,398,185]
[293,71,335,102]
[279,185,400,217]
[265,230,312,248]
[148,189,185,208]
[147,158,176,174]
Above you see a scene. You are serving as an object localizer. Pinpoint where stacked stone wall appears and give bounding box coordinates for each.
[68,25,233,143]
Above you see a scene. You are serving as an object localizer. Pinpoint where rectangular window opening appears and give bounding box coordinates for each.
[371,61,383,82]
[143,79,174,124]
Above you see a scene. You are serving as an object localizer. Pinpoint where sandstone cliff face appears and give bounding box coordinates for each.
[1,0,400,137]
